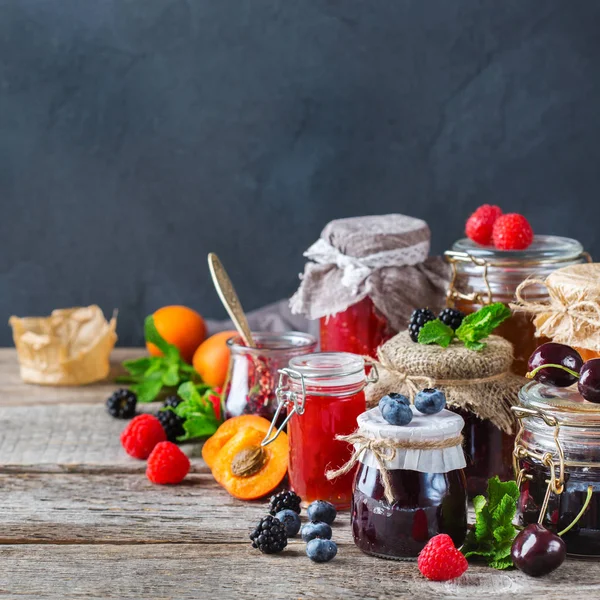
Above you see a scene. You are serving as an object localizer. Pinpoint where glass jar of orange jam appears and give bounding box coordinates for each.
[445,236,587,376]
[264,353,370,508]
[319,296,394,358]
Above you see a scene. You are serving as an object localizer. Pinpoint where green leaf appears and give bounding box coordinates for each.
[463,340,486,352]
[472,495,487,515]
[417,320,455,348]
[455,302,511,350]
[144,315,181,360]
[131,376,164,403]
[489,555,514,570]
[122,357,155,376]
[162,362,180,387]
[488,477,519,513]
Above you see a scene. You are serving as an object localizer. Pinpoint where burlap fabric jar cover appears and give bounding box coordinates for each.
[511,263,600,357]
[366,331,526,496]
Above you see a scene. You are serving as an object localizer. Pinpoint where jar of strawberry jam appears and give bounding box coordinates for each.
[291,214,449,358]
[263,353,373,508]
[514,381,600,557]
[445,236,588,376]
[224,332,317,422]
[349,406,468,560]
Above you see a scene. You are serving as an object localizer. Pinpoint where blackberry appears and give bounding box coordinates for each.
[106,389,137,419]
[249,515,288,554]
[163,395,183,410]
[438,308,465,331]
[408,308,436,342]
[269,490,301,515]
[157,408,185,442]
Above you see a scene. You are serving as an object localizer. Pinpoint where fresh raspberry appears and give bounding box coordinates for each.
[146,441,190,484]
[418,534,468,581]
[492,213,534,250]
[120,414,167,459]
[465,204,503,245]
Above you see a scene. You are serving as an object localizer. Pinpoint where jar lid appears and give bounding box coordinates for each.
[519,380,600,427]
[288,352,365,388]
[448,235,583,265]
[357,406,464,441]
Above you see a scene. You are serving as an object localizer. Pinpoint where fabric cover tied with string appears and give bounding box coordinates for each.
[326,406,466,504]
[289,214,449,331]
[510,263,600,353]
[365,331,525,434]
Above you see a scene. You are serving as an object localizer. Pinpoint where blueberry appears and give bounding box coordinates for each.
[306,500,337,525]
[414,388,446,415]
[379,392,410,408]
[306,538,338,563]
[380,399,413,426]
[275,509,301,537]
[301,521,332,542]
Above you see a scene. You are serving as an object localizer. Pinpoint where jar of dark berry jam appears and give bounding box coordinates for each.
[445,236,588,376]
[350,406,468,560]
[262,353,373,508]
[514,381,600,557]
[223,332,316,422]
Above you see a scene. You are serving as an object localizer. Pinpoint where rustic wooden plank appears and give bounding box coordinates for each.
[0,348,144,406]
[0,543,596,600]
[0,473,280,544]
[0,403,208,473]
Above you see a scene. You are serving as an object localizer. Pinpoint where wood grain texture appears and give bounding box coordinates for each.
[0,348,144,406]
[0,403,207,473]
[0,473,273,544]
[0,543,597,600]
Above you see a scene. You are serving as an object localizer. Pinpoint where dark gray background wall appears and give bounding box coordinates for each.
[2,0,600,346]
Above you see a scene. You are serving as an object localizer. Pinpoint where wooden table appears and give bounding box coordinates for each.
[0,348,598,599]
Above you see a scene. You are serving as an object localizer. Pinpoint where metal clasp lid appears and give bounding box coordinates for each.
[512,405,566,524]
[261,361,379,447]
[261,368,306,447]
[445,251,493,306]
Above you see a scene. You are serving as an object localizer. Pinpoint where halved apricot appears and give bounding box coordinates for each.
[211,425,288,500]
[201,415,271,469]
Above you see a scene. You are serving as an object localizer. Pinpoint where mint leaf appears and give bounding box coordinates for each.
[179,416,220,441]
[144,315,181,359]
[463,340,486,352]
[455,302,511,351]
[122,357,154,376]
[417,320,455,348]
[162,362,180,387]
[173,381,222,441]
[461,477,519,570]
[131,375,164,403]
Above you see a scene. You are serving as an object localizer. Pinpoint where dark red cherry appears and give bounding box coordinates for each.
[527,343,583,387]
[578,358,600,403]
[511,524,566,577]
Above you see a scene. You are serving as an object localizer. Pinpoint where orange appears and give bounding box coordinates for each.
[147,305,206,363]
[192,330,237,388]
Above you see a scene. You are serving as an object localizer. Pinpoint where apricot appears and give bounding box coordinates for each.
[192,330,237,388]
[202,415,271,469]
[211,425,288,500]
[147,305,206,363]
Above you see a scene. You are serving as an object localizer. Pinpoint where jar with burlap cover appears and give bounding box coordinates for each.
[366,331,525,435]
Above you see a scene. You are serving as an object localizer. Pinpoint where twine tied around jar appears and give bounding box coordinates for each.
[511,271,600,350]
[326,431,464,504]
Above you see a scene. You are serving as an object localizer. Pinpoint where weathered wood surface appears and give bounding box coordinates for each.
[0,403,207,473]
[0,544,596,600]
[0,348,142,406]
[0,348,599,600]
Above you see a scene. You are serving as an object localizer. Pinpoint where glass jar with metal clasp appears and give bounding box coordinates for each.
[262,353,378,509]
[445,236,589,376]
[513,380,600,557]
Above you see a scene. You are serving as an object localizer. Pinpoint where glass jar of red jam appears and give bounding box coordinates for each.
[319,296,394,358]
[445,236,587,376]
[223,332,317,422]
[351,406,468,560]
[514,381,600,557]
[265,353,370,508]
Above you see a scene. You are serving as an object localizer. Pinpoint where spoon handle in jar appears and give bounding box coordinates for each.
[207,252,255,347]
